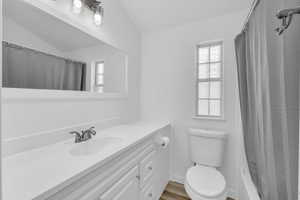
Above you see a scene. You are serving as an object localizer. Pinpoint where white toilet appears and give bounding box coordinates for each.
[184,129,228,200]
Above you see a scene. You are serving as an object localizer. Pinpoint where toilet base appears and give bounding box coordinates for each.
[184,180,227,200]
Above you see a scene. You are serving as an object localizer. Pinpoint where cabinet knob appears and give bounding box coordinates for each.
[136,175,140,180]
[148,166,153,171]
[148,193,153,197]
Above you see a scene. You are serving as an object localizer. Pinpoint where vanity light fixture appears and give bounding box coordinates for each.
[72,0,83,14]
[71,0,104,26]
[94,5,104,26]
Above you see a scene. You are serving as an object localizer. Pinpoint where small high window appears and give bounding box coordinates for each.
[196,41,224,119]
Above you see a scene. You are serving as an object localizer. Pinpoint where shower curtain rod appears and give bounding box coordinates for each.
[241,0,260,32]
[2,41,87,65]
[275,6,300,35]
[241,0,300,35]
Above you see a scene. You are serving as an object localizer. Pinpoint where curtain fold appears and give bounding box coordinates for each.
[3,42,86,91]
[235,1,294,199]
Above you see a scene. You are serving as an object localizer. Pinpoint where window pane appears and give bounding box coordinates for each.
[210,81,221,99]
[198,64,209,79]
[209,100,221,116]
[210,63,221,78]
[97,63,104,74]
[198,82,209,98]
[198,47,209,63]
[96,75,104,85]
[198,100,209,115]
[210,45,221,62]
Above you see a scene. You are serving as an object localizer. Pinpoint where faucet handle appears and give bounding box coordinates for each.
[70,131,82,143]
[89,126,97,135]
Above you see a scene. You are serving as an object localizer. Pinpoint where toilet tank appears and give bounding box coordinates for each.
[189,129,228,167]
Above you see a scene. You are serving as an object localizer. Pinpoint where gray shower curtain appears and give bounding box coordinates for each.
[235,0,296,200]
[3,42,86,91]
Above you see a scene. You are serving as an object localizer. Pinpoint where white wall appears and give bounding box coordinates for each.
[2,0,141,145]
[140,10,247,198]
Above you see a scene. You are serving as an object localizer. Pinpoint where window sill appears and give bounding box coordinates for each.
[192,116,225,121]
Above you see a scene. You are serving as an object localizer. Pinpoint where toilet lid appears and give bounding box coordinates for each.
[186,165,226,198]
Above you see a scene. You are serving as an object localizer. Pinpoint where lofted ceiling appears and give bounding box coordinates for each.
[119,0,252,31]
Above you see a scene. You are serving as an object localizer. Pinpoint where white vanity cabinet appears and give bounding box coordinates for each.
[99,166,140,200]
[41,125,170,200]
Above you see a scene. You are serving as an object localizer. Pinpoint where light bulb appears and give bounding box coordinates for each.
[94,10,103,26]
[72,0,82,14]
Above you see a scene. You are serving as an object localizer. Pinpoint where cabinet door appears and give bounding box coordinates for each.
[140,184,154,200]
[140,151,155,188]
[99,166,139,200]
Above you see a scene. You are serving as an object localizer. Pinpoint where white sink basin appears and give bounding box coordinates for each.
[69,137,123,156]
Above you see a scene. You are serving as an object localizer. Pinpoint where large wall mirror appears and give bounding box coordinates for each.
[3,0,128,97]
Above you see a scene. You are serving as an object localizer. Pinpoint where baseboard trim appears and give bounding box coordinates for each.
[170,174,185,184]
[3,117,121,156]
[227,187,237,200]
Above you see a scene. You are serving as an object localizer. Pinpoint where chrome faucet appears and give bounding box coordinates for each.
[70,127,97,143]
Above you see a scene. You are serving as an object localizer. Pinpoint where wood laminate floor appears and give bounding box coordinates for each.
[160,182,234,200]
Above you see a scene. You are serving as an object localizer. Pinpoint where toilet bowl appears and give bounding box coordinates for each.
[185,129,228,200]
[184,165,227,200]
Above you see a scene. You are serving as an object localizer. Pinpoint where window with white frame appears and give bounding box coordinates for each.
[196,41,223,118]
[95,61,104,93]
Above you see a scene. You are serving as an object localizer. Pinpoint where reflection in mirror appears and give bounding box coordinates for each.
[3,0,127,94]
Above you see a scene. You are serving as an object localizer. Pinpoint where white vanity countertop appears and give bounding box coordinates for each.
[3,121,170,200]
